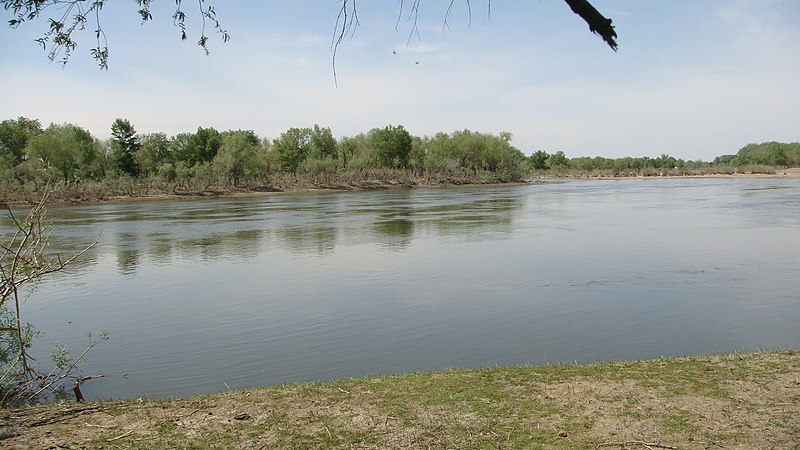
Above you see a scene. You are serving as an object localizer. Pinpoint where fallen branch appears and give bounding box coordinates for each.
[596,441,677,450]
[107,429,134,442]
[85,422,116,429]
[73,374,105,403]
[177,408,202,419]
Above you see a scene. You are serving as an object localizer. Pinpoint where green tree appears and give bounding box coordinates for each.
[110,118,140,176]
[75,127,104,180]
[568,156,594,172]
[309,125,337,160]
[0,116,42,167]
[546,150,568,170]
[471,131,526,178]
[297,125,339,175]
[24,123,92,186]
[593,156,614,170]
[714,154,736,165]
[136,132,172,177]
[424,132,460,174]
[529,150,550,171]
[408,136,427,174]
[170,132,192,162]
[339,136,358,169]
[338,134,374,170]
[222,129,259,146]
[171,127,222,168]
[273,127,312,173]
[450,129,483,173]
[214,131,265,185]
[770,147,788,167]
[370,125,413,169]
[727,142,800,167]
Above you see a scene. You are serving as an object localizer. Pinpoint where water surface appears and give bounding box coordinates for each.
[7,178,800,400]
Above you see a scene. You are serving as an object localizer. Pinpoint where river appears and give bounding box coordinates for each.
[6,177,800,400]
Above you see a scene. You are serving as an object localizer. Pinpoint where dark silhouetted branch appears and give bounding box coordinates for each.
[563,0,618,50]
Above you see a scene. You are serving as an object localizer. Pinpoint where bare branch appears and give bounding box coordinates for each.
[443,0,471,34]
[331,0,615,84]
[407,0,421,45]
[331,0,359,86]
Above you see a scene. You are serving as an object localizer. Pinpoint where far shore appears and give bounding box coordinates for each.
[1,177,534,208]
[534,166,800,180]
[1,349,797,449]
[2,168,799,208]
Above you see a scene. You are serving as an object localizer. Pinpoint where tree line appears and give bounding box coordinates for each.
[713,142,800,168]
[2,116,797,195]
[0,117,529,192]
[526,142,799,175]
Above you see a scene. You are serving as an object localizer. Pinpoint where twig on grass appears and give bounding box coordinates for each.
[85,422,115,429]
[107,429,134,442]
[177,408,202,419]
[596,441,677,450]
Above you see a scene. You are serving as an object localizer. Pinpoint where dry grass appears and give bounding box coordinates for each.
[1,350,798,449]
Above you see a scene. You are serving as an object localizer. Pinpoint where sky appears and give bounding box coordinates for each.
[1,0,799,161]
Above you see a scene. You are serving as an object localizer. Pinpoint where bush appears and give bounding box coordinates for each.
[300,156,338,176]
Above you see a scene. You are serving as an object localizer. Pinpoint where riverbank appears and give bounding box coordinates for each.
[0,172,529,207]
[2,350,797,449]
[533,167,800,180]
[3,167,799,207]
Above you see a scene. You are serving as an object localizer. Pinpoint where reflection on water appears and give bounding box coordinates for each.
[276,227,338,256]
[3,179,800,401]
[373,219,414,252]
[14,187,527,275]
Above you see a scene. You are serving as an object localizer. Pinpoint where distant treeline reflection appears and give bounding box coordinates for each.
[15,190,526,275]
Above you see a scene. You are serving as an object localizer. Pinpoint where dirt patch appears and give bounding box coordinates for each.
[780,167,800,176]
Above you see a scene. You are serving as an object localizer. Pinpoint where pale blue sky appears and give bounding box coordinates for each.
[1,1,798,160]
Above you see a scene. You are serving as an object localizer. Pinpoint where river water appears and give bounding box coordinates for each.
[6,178,800,400]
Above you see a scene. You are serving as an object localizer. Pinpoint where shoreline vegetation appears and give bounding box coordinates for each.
[1,166,798,207]
[1,349,797,448]
[2,117,799,206]
[537,165,800,180]
[1,170,526,206]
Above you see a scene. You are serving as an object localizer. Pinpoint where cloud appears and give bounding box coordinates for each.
[393,43,439,54]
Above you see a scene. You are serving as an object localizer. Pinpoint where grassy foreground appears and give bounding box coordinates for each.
[1,350,798,449]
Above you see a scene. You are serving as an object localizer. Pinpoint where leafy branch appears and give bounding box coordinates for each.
[3,0,229,68]
[1,192,102,406]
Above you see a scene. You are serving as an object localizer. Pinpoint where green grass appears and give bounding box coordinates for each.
[1,350,798,449]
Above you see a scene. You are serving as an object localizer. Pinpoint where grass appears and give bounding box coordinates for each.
[1,350,798,449]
